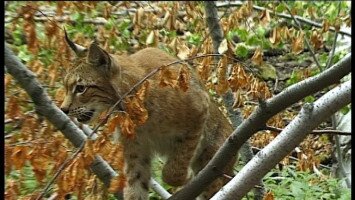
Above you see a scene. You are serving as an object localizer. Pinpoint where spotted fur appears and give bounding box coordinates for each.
[60,39,238,199]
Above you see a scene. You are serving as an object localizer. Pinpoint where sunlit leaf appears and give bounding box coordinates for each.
[218,39,228,54]
[215,56,229,95]
[175,64,190,92]
[251,47,263,66]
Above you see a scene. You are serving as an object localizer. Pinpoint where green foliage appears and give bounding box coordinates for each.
[263,166,351,200]
[235,44,248,58]
[304,95,315,103]
[187,33,202,46]
[16,45,33,63]
[286,69,302,86]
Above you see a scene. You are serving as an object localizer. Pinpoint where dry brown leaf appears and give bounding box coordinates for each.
[5,145,13,175]
[259,9,271,26]
[198,56,212,82]
[107,115,120,134]
[134,7,144,27]
[6,96,20,120]
[55,87,66,106]
[5,180,19,200]
[232,90,244,108]
[118,113,136,139]
[168,37,177,53]
[11,146,28,170]
[215,56,229,95]
[159,67,176,88]
[175,64,190,92]
[322,19,330,33]
[228,63,249,91]
[269,28,281,45]
[83,140,96,167]
[263,191,275,200]
[108,174,126,193]
[310,30,323,50]
[177,44,190,60]
[251,47,263,66]
[30,155,48,183]
[291,31,304,54]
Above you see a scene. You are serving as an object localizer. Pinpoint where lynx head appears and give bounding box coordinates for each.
[60,30,119,123]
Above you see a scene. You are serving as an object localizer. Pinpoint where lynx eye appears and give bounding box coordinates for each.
[75,85,86,94]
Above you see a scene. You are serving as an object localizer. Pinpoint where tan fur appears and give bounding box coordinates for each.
[61,42,237,200]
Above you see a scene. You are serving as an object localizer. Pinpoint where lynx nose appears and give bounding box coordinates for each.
[60,106,69,114]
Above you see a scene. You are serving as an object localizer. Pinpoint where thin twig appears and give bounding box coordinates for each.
[36,148,82,200]
[215,2,351,37]
[325,2,341,70]
[264,125,351,136]
[282,1,322,71]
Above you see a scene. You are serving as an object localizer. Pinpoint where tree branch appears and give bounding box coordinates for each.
[211,80,351,199]
[203,2,266,199]
[4,43,124,200]
[215,2,351,37]
[168,52,351,200]
[264,125,352,136]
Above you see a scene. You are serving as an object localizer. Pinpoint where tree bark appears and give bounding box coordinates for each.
[211,80,351,199]
[168,53,351,199]
[4,43,124,200]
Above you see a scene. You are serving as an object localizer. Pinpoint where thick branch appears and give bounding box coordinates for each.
[204,1,224,53]
[168,53,351,199]
[4,43,123,200]
[204,2,265,199]
[211,80,351,199]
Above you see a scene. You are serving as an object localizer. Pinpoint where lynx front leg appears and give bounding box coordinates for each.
[162,131,201,187]
[122,138,151,200]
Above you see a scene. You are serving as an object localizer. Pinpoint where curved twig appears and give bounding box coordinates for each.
[216,2,351,37]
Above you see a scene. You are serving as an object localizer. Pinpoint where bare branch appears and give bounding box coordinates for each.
[282,2,322,71]
[211,80,351,199]
[149,178,172,199]
[264,125,352,136]
[215,2,351,37]
[4,43,123,200]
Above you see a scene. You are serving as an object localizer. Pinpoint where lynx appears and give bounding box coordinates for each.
[60,33,237,200]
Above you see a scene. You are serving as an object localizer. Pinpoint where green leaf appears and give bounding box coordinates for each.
[246,35,262,46]
[236,28,248,41]
[71,13,85,23]
[304,95,315,103]
[255,26,266,37]
[235,44,248,58]
[275,4,286,13]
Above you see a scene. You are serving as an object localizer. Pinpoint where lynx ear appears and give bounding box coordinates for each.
[64,28,87,57]
[87,42,113,76]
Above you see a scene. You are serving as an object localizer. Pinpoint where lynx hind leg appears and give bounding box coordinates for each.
[122,139,152,200]
[192,144,238,200]
[162,132,202,187]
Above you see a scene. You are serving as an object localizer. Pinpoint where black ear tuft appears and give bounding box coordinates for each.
[63,27,87,57]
